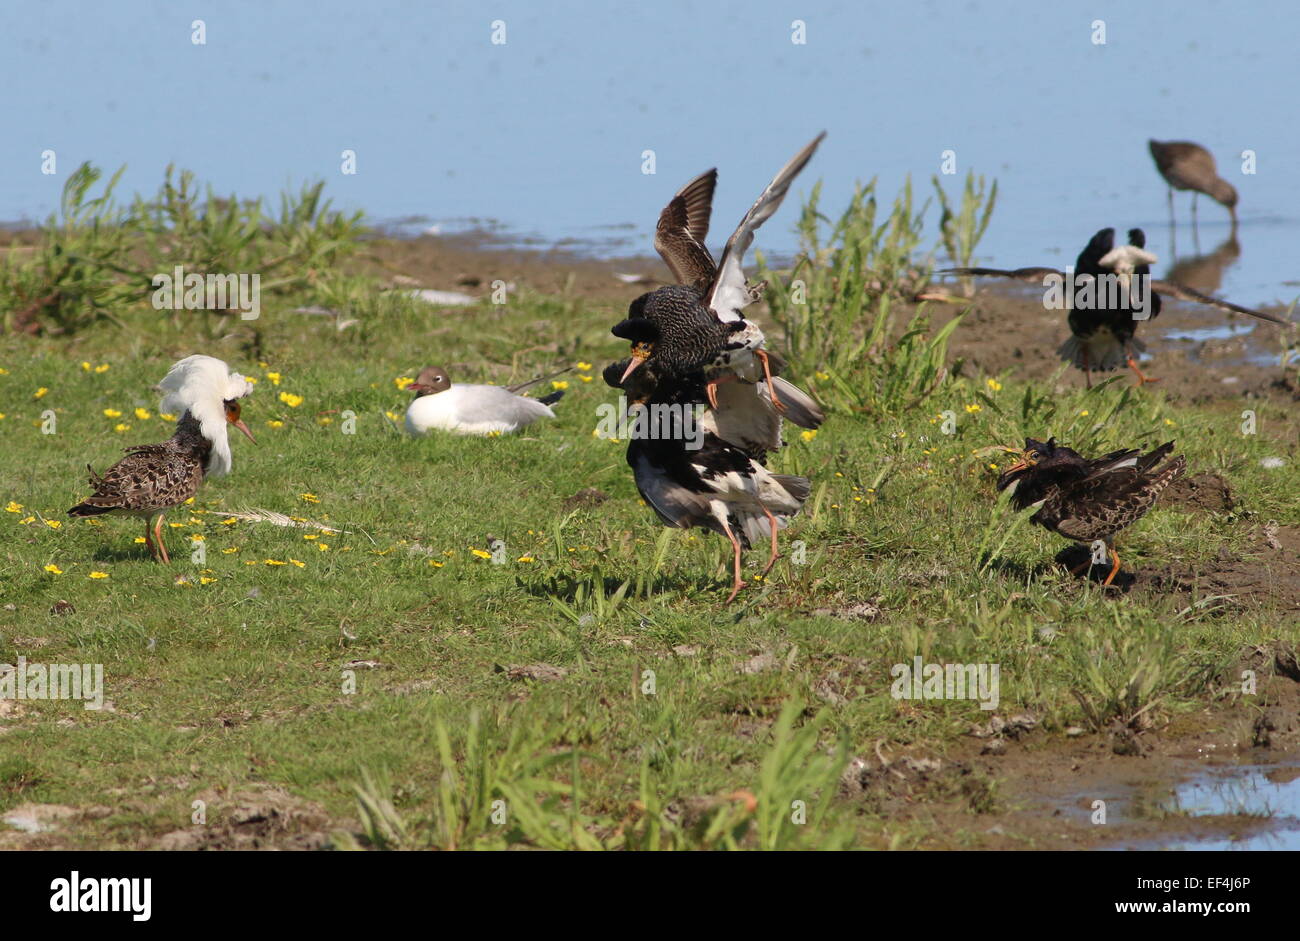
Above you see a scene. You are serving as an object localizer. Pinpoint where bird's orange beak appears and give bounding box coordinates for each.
[225,400,256,443]
[620,343,653,383]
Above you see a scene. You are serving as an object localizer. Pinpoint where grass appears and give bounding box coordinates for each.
[0,167,1298,849]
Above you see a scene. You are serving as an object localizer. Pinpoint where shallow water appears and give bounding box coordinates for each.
[4,2,1298,311]
[1143,763,1300,851]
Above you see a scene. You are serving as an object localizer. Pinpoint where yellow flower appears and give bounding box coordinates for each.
[134,536,147,543]
[1164,419,1175,427]
[81,361,91,372]
[264,559,286,566]
[1079,410,1089,417]
[220,517,238,526]
[266,419,284,429]
[576,362,593,371]
[103,408,122,418]
[88,571,109,579]
[385,411,400,421]
[114,423,130,432]
[45,519,61,530]
[815,371,830,381]
[160,412,177,421]
[289,559,305,568]
[517,555,535,563]
[471,548,492,560]
[551,380,569,391]
[0,413,6,420]
[964,403,981,414]
[184,497,195,505]
[429,559,444,568]
[44,564,63,574]
[34,387,48,399]
[19,516,34,525]
[200,576,217,585]
[279,391,303,408]
[317,416,333,425]
[394,376,413,390]
[302,533,318,540]
[134,407,152,420]
[317,543,329,551]
[245,376,258,385]
[94,364,109,373]
[300,493,320,504]
[986,378,1002,392]
[801,430,818,442]
[5,501,22,513]
[580,375,593,382]
[221,547,239,554]
[265,371,282,386]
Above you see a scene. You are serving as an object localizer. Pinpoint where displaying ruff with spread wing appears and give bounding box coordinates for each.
[68,354,255,562]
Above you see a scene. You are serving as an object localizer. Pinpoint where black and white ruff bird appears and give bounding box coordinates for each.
[942,226,1290,386]
[604,360,811,603]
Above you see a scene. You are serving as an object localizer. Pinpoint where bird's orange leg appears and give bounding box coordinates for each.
[705,374,739,410]
[143,518,158,561]
[1127,346,1160,385]
[719,518,745,604]
[1102,548,1122,587]
[153,512,171,564]
[755,350,784,411]
[759,503,780,576]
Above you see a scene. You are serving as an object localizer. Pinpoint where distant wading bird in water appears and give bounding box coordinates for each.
[941,226,1290,387]
[68,355,255,562]
[1148,139,1239,226]
[996,438,1186,587]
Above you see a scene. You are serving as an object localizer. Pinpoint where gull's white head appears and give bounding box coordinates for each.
[157,354,255,477]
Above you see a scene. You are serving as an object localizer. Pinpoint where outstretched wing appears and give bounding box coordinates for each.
[706,132,826,323]
[654,169,718,289]
[1151,279,1292,325]
[941,266,1067,283]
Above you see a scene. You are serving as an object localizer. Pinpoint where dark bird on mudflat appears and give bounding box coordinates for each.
[1149,139,1238,224]
[68,355,255,563]
[995,437,1186,586]
[942,226,1290,386]
[612,133,826,417]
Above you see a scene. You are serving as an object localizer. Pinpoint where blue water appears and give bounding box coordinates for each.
[1154,763,1300,850]
[2,0,1297,306]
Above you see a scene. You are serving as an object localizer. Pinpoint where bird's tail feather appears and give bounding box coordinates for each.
[764,378,824,429]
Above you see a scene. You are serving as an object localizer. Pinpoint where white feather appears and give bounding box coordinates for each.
[156,354,253,478]
[404,384,556,436]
